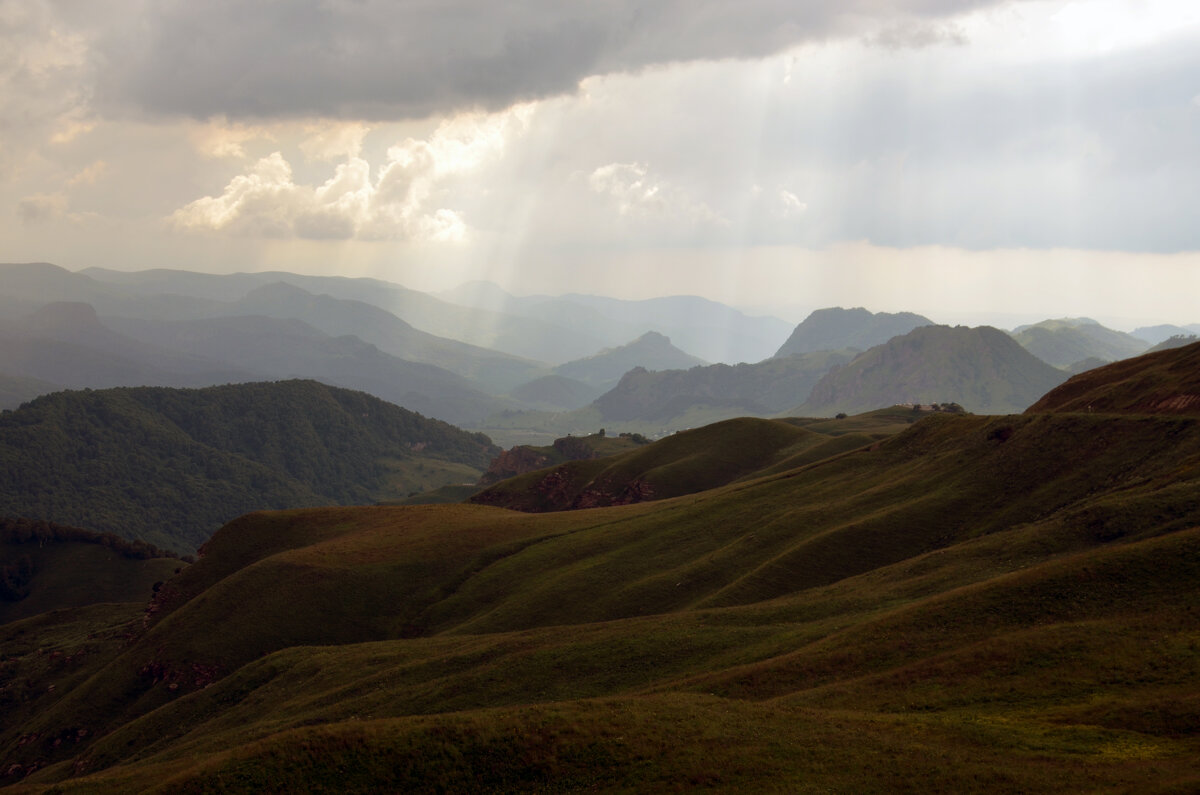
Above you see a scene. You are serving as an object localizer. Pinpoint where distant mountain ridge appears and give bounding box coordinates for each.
[801,325,1068,415]
[1009,318,1148,368]
[439,281,792,363]
[552,331,706,390]
[593,349,856,422]
[774,307,934,358]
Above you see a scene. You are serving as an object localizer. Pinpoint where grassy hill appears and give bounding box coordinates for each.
[6,372,1200,790]
[471,413,910,512]
[0,518,183,624]
[0,381,498,553]
[802,325,1068,416]
[1010,317,1148,368]
[1026,340,1200,415]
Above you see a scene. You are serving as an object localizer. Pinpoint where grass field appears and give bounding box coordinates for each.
[4,372,1200,791]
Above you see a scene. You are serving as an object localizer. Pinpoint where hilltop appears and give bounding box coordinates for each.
[0,381,498,553]
[774,306,934,357]
[551,331,706,391]
[1010,317,1148,368]
[1026,340,1200,414]
[802,325,1068,415]
[471,412,912,512]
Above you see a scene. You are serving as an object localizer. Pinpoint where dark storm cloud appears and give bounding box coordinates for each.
[95,0,1013,120]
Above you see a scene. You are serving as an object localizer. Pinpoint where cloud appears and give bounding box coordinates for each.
[67,160,107,186]
[300,123,370,162]
[17,192,68,223]
[588,162,724,224]
[171,106,528,241]
[93,0,1019,121]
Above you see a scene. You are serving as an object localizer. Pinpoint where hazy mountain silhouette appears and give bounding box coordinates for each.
[774,307,934,357]
[802,325,1068,415]
[1009,318,1148,368]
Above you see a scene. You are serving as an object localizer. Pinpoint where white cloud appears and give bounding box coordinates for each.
[777,189,808,216]
[299,123,370,162]
[588,162,724,224]
[189,122,276,159]
[170,106,529,242]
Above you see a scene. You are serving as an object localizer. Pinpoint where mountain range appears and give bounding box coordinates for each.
[4,262,1199,442]
[4,342,1200,790]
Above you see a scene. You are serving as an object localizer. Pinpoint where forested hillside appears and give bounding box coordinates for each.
[0,381,498,553]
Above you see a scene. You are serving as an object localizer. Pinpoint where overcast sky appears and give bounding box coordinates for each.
[3,0,1199,327]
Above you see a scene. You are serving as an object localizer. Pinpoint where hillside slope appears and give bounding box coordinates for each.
[0,518,183,624]
[0,381,498,553]
[802,325,1068,415]
[6,405,1200,791]
[1026,340,1200,414]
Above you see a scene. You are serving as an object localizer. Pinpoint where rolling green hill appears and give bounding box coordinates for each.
[1026,339,1200,415]
[6,364,1200,792]
[0,518,183,625]
[802,325,1068,415]
[0,381,498,554]
[471,413,907,512]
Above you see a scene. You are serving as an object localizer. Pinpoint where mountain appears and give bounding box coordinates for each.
[0,381,499,553]
[0,518,183,624]
[104,314,504,425]
[1130,322,1200,346]
[439,281,793,364]
[1009,317,1148,367]
[552,331,706,390]
[4,302,254,387]
[1148,334,1199,353]
[6,380,1200,790]
[1026,340,1200,415]
[507,375,603,411]
[0,372,60,410]
[593,349,856,422]
[802,325,1068,416]
[81,266,610,363]
[774,306,934,357]
[223,282,547,392]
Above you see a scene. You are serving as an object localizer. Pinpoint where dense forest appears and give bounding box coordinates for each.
[0,381,499,553]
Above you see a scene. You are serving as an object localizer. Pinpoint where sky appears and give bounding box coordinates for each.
[2,0,1199,328]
